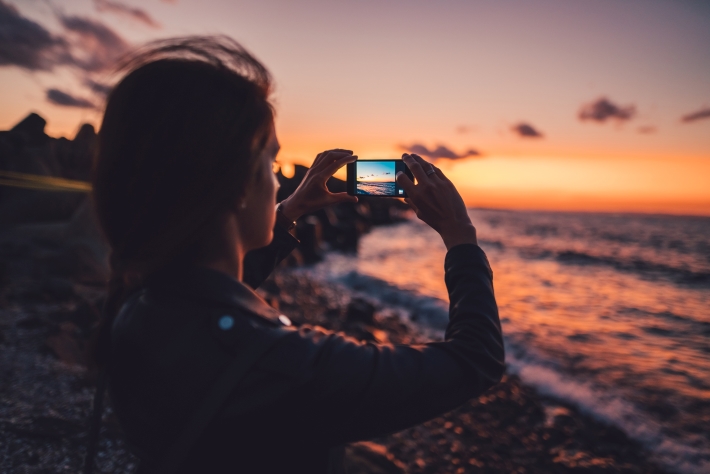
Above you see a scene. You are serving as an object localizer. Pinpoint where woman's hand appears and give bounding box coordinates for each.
[396,153,478,250]
[278,149,358,221]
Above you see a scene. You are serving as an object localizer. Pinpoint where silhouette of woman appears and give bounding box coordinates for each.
[91,36,503,474]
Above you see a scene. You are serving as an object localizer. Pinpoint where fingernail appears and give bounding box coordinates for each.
[396,171,403,178]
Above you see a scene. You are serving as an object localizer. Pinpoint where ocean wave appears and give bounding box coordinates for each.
[337,271,450,330]
[517,248,710,287]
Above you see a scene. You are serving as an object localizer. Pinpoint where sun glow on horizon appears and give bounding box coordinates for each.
[2,0,709,217]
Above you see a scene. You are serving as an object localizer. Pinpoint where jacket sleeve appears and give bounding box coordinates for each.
[242,223,299,290]
[242,243,505,444]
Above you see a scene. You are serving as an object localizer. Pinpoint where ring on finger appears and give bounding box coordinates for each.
[425,168,436,176]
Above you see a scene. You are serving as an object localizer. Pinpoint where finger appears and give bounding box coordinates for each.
[323,149,353,160]
[396,170,416,196]
[313,151,326,165]
[404,197,419,214]
[315,151,352,171]
[313,149,352,168]
[402,153,428,183]
[322,154,357,177]
[410,153,442,182]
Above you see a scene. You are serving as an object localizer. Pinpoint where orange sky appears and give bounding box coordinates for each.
[1,0,709,215]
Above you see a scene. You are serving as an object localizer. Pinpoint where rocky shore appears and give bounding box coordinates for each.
[0,259,672,473]
[0,113,671,472]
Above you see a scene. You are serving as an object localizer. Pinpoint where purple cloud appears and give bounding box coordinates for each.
[94,0,160,28]
[579,97,636,122]
[511,122,544,138]
[681,107,710,123]
[0,1,70,71]
[83,77,112,96]
[399,143,481,160]
[0,4,130,75]
[46,88,95,108]
[59,15,130,72]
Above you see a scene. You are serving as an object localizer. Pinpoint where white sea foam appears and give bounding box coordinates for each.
[505,343,710,474]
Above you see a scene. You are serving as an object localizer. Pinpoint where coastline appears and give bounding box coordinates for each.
[0,255,672,473]
[260,266,672,474]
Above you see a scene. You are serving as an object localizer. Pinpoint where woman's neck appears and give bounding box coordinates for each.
[194,213,245,281]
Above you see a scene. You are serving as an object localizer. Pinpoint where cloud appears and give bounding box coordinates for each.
[59,15,130,72]
[83,77,112,96]
[0,2,130,76]
[94,0,160,28]
[579,97,636,122]
[637,125,657,135]
[399,143,481,160]
[0,0,70,71]
[680,107,710,123]
[46,88,95,108]
[511,122,544,138]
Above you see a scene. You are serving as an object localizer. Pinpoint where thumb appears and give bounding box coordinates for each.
[396,171,415,196]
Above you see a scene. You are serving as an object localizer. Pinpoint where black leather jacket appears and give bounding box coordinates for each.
[108,225,505,473]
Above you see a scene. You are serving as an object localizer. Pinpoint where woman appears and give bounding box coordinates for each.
[92,36,504,473]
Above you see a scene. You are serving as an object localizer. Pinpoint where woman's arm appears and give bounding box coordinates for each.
[243,149,358,289]
[227,153,504,443]
[242,223,300,289]
[239,241,503,444]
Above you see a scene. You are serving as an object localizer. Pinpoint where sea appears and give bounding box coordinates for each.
[357,181,396,196]
[301,209,710,474]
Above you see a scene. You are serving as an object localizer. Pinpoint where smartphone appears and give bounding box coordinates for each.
[346,159,413,197]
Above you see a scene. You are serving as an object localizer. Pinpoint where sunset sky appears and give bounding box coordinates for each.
[356,161,396,183]
[1,0,709,215]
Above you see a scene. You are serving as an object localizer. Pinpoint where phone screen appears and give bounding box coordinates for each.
[348,159,410,197]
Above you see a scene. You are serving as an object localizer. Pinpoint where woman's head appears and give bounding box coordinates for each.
[91,36,278,366]
[94,36,276,275]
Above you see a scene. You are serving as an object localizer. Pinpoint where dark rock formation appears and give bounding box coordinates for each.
[0,113,96,226]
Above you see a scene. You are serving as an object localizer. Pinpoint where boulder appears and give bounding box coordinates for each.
[0,114,92,226]
[346,298,376,325]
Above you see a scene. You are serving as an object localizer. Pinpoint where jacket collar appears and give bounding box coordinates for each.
[143,264,289,327]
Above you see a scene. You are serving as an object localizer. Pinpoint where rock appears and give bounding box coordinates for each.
[60,200,110,283]
[346,298,375,324]
[49,300,101,333]
[12,277,76,303]
[9,113,50,146]
[43,321,85,365]
[4,416,85,439]
[54,123,96,181]
[296,216,323,264]
[0,113,94,227]
[343,322,377,342]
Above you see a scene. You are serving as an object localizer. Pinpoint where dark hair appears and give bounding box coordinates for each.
[91,36,274,368]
